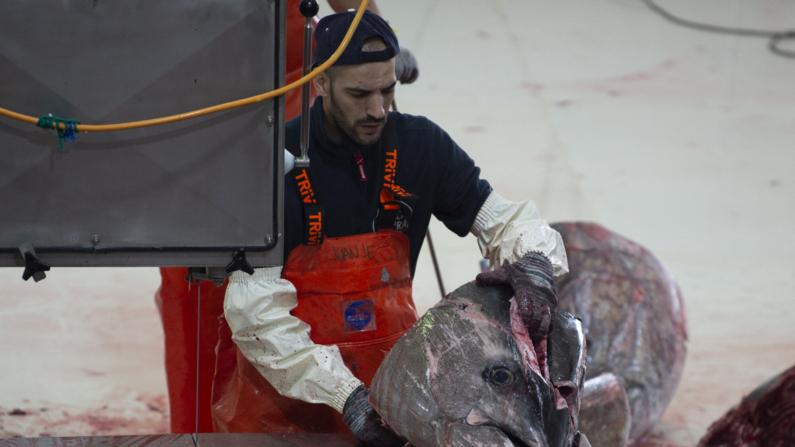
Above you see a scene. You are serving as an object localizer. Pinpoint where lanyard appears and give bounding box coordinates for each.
[289,167,325,246]
[374,119,417,232]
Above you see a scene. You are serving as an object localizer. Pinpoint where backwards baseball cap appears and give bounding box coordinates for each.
[313,10,400,67]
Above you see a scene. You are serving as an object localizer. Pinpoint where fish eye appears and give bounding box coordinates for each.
[486,365,515,386]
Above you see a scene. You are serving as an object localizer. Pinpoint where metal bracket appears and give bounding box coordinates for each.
[184,249,255,287]
[19,242,50,282]
[184,267,230,288]
[225,249,255,275]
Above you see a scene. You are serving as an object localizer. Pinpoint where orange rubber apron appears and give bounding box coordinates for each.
[210,119,419,433]
[211,230,417,433]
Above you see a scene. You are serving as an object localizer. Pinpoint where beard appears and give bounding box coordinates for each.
[326,88,387,146]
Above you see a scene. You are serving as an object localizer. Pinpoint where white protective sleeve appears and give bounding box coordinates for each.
[223,267,364,413]
[284,149,295,173]
[470,191,569,277]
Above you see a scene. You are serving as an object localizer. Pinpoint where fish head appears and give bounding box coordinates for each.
[371,282,586,447]
[427,300,553,446]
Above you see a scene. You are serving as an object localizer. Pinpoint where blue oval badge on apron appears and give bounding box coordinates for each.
[343,298,376,332]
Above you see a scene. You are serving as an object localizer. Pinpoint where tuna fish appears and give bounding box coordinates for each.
[369,281,588,447]
[698,364,795,447]
[552,222,688,446]
[371,222,687,447]
[577,372,632,447]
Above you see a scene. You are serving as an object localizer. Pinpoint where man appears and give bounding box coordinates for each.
[215,10,569,444]
[155,0,419,434]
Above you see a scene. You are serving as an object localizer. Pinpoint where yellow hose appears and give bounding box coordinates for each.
[0,0,369,132]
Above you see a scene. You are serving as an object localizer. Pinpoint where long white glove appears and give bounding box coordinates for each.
[470,191,569,277]
[223,267,363,413]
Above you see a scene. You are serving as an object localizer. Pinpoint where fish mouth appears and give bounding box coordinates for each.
[485,424,537,447]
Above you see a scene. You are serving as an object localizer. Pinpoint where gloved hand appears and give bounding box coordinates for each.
[342,385,404,447]
[476,252,557,343]
[394,45,419,84]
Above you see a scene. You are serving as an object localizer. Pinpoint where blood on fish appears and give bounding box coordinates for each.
[698,364,795,447]
[509,298,542,376]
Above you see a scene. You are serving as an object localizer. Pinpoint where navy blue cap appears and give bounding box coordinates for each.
[313,10,400,67]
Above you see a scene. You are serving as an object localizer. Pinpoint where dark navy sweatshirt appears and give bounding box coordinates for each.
[284,97,492,276]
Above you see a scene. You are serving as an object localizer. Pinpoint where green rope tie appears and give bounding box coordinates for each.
[37,115,80,151]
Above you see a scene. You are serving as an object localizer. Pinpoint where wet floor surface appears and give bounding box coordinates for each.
[2,0,794,444]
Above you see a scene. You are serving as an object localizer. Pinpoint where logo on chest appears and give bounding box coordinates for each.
[374,188,414,234]
[393,216,409,232]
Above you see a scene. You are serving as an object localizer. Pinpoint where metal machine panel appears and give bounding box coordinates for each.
[0,0,285,268]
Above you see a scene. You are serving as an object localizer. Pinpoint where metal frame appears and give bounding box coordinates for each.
[0,0,287,269]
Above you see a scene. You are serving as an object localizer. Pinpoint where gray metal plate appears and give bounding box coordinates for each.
[0,0,285,268]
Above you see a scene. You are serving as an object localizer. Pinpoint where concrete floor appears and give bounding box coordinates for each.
[2,0,794,443]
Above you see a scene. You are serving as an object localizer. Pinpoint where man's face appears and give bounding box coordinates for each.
[317,59,397,146]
